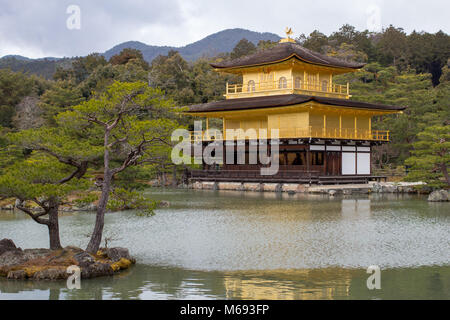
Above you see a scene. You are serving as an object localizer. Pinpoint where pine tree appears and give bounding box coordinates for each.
[405,125,450,188]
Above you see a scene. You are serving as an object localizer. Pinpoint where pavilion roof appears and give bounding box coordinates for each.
[211,42,366,70]
[186,94,406,113]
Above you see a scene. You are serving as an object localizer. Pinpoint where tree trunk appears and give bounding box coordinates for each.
[441,163,450,186]
[157,171,162,186]
[47,200,62,250]
[86,172,111,253]
[182,165,189,185]
[86,129,112,254]
[161,166,167,186]
[172,165,178,188]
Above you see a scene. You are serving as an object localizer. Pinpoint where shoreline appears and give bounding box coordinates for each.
[0,239,135,281]
[188,181,426,195]
[0,181,446,214]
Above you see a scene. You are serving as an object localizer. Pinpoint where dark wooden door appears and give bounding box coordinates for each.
[326,152,341,176]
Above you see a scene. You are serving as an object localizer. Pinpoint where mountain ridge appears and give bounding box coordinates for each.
[1,28,281,64]
[103,28,281,61]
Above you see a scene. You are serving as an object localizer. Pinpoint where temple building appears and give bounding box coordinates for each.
[184,30,406,185]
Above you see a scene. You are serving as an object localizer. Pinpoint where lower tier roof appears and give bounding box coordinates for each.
[186,94,406,113]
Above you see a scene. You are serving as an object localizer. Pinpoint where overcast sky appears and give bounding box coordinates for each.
[0,0,448,59]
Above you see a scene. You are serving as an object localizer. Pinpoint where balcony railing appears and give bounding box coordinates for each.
[226,78,350,99]
[190,127,389,142]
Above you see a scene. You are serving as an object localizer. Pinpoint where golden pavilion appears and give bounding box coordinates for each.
[185,30,406,184]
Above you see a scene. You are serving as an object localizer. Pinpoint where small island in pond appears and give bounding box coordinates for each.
[0,239,135,280]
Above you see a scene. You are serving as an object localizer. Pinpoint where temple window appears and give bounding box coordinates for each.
[295,77,302,89]
[288,151,306,165]
[322,80,328,92]
[278,77,287,89]
[310,152,324,166]
[247,80,256,92]
[307,74,316,89]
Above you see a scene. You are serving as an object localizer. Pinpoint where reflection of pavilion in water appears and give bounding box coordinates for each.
[341,198,371,218]
[223,269,353,300]
[222,198,372,300]
[216,190,373,219]
[223,265,450,300]
[1,256,449,300]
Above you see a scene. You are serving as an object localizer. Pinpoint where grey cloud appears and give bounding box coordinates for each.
[0,0,183,57]
[0,0,448,59]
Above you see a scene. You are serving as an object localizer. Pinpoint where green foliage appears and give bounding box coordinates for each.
[54,54,107,85]
[405,125,450,188]
[0,57,63,79]
[324,43,368,63]
[55,81,181,186]
[407,30,450,85]
[0,153,89,202]
[0,80,181,243]
[375,26,409,69]
[0,26,448,189]
[0,105,15,127]
[57,81,176,123]
[257,40,278,51]
[114,165,154,190]
[297,24,449,86]
[39,82,85,124]
[109,48,149,70]
[10,127,103,164]
[75,61,149,99]
[72,192,99,208]
[329,24,359,45]
[0,69,50,127]
[297,30,328,52]
[334,62,449,166]
[230,38,256,59]
[107,187,158,216]
[0,126,24,168]
[149,51,239,107]
[150,51,191,98]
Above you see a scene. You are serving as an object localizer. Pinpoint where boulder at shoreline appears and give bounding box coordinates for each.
[428,189,449,202]
[0,239,135,281]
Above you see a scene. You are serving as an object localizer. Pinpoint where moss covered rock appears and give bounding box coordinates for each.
[0,239,135,281]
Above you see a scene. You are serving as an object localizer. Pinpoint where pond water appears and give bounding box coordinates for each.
[0,189,449,300]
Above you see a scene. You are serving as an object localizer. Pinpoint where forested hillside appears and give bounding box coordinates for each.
[0,28,280,79]
[104,28,281,62]
[0,57,68,79]
[0,24,448,186]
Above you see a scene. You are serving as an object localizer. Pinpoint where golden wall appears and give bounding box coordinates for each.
[224,109,369,137]
[242,68,334,90]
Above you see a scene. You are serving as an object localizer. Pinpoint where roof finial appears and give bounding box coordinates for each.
[280,27,296,43]
[285,27,294,38]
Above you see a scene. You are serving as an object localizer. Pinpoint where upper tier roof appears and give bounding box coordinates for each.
[186,94,406,113]
[211,42,366,70]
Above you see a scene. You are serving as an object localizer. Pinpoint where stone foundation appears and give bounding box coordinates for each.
[262,183,282,192]
[242,183,262,192]
[282,184,300,193]
[218,182,243,191]
[201,182,218,190]
[192,181,203,189]
[188,180,425,195]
